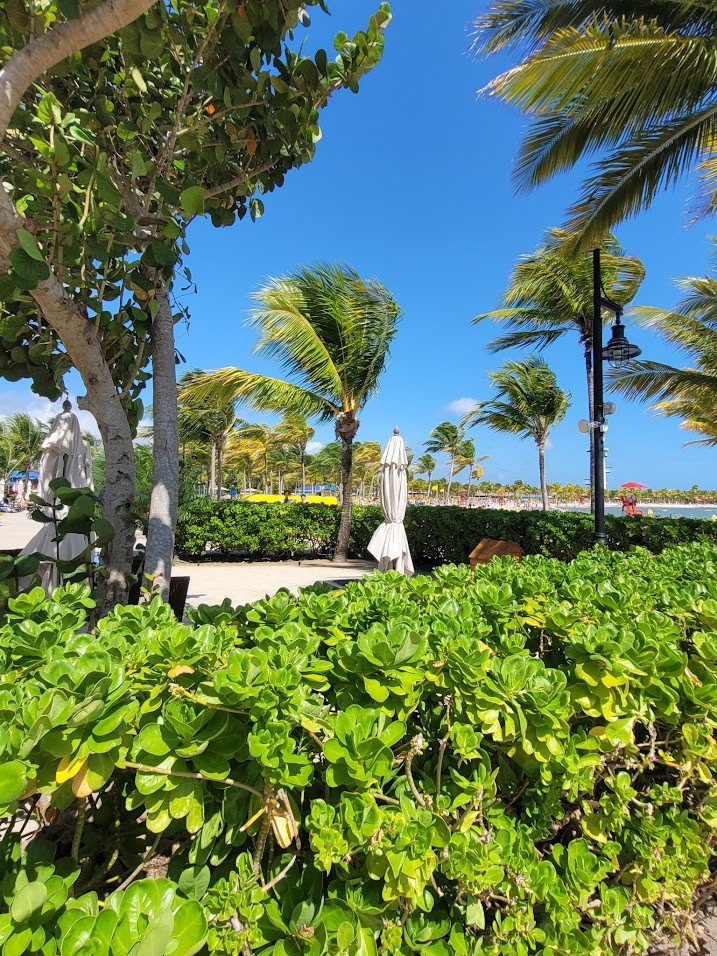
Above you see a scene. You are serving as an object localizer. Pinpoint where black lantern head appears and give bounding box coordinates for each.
[602,317,641,369]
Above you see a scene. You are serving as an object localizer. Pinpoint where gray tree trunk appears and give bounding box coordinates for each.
[208,444,216,499]
[538,440,549,511]
[445,454,456,503]
[334,434,354,562]
[143,286,178,601]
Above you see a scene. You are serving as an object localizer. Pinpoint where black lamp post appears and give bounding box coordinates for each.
[592,248,641,546]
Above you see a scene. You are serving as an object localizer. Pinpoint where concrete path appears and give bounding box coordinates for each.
[0,510,375,606]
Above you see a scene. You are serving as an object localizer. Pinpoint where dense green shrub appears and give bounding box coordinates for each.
[1,543,717,954]
[176,499,717,564]
[175,499,339,560]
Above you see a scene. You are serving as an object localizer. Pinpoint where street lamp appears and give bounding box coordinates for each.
[592,248,641,546]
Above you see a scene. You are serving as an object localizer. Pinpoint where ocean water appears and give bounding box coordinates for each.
[570,506,717,520]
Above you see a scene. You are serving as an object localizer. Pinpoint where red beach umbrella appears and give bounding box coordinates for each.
[620,482,649,490]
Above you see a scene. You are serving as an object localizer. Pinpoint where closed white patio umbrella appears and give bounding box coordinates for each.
[20,399,94,593]
[368,427,414,576]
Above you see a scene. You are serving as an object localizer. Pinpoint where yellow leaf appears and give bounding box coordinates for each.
[271,808,297,849]
[56,753,85,785]
[71,759,92,798]
[168,665,194,678]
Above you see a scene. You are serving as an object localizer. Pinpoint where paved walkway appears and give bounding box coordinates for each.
[0,510,375,606]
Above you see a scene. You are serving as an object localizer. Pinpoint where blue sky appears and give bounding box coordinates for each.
[2,0,715,489]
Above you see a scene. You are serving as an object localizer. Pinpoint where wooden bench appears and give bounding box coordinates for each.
[469,538,523,569]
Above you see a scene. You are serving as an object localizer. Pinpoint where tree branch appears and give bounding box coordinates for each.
[0,0,157,142]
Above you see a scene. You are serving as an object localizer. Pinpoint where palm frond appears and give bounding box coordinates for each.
[464,356,571,443]
[608,360,717,402]
[475,0,717,53]
[251,263,400,411]
[180,368,337,422]
[567,104,717,247]
[486,328,572,353]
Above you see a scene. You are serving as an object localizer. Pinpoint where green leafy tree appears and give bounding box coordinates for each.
[0,0,391,602]
[415,453,436,500]
[476,1,717,246]
[462,356,571,510]
[474,229,644,507]
[610,249,717,445]
[425,422,467,503]
[180,263,401,561]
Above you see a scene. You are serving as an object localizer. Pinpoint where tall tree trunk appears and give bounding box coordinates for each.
[208,443,216,499]
[217,443,223,500]
[428,472,432,500]
[334,413,359,563]
[301,452,306,495]
[538,440,549,511]
[445,454,455,503]
[335,435,354,562]
[584,338,595,513]
[143,286,178,601]
[0,189,135,609]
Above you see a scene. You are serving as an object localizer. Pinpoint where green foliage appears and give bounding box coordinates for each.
[1,543,717,952]
[1,0,391,420]
[175,499,717,564]
[477,2,717,245]
[175,499,339,559]
[610,238,717,445]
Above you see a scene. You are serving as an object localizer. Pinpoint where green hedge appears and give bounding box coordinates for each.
[176,499,717,564]
[1,543,717,953]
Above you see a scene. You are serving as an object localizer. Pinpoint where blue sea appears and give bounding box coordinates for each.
[570,506,717,520]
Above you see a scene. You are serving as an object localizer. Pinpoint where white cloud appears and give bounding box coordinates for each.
[0,390,101,438]
[306,441,324,454]
[445,397,479,417]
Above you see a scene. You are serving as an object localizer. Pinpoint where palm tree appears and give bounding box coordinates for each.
[476,1,717,247]
[455,440,490,499]
[474,229,644,507]
[415,453,436,500]
[610,252,717,443]
[353,441,382,498]
[274,412,315,494]
[2,413,48,498]
[308,442,342,492]
[477,0,717,249]
[425,423,469,503]
[177,370,242,499]
[462,357,571,510]
[180,264,401,561]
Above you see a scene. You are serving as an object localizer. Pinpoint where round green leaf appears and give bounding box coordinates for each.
[11,883,48,924]
[0,761,28,805]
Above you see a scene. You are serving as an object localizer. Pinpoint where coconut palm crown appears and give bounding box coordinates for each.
[181,263,401,561]
[462,356,570,510]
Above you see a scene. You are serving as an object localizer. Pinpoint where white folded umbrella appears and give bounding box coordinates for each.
[20,400,95,593]
[367,428,414,576]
